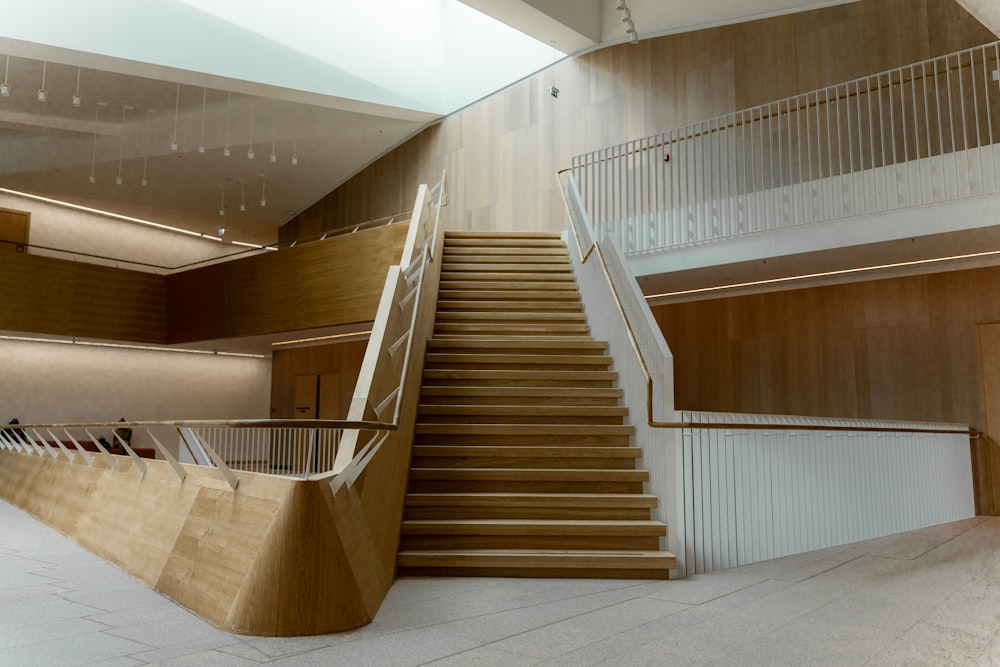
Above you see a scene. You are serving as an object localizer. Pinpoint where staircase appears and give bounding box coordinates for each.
[396,231,676,579]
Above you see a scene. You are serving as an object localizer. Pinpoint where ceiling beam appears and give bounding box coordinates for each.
[458,0,602,54]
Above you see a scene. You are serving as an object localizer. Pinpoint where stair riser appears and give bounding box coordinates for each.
[399,535,661,551]
[406,480,645,494]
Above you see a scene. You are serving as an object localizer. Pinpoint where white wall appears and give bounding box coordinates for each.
[0,338,270,456]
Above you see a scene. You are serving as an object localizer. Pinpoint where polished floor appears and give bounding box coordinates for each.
[1,499,999,666]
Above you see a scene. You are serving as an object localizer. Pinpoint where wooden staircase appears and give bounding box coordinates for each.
[396,231,676,579]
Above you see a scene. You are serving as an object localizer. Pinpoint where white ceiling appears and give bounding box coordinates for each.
[0,0,855,247]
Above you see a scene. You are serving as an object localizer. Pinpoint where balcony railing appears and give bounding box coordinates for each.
[572,41,1000,254]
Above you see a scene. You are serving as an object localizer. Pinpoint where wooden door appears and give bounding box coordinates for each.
[0,208,29,253]
[293,375,318,419]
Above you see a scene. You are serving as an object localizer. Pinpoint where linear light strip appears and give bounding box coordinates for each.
[272,331,372,347]
[0,187,212,240]
[0,334,266,359]
[644,248,1000,301]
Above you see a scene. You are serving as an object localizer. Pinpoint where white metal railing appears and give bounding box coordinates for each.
[680,412,976,575]
[560,169,976,578]
[331,170,447,485]
[573,41,1000,254]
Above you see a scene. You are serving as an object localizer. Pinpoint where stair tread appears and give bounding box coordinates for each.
[412,445,640,457]
[436,312,587,321]
[401,519,667,535]
[410,468,649,479]
[420,386,623,396]
[405,493,659,506]
[425,354,610,365]
[445,231,562,239]
[418,405,627,415]
[437,301,583,311]
[427,337,606,348]
[438,290,581,301]
[415,423,634,435]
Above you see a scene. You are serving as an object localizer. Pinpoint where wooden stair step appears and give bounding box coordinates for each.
[445,231,562,239]
[417,404,627,421]
[411,445,640,469]
[440,280,577,291]
[418,386,623,406]
[440,271,575,280]
[396,549,675,579]
[434,323,591,335]
[403,492,658,520]
[414,423,634,437]
[437,300,583,312]
[426,337,606,352]
[444,247,567,256]
[442,263,573,274]
[423,369,616,382]
[436,311,587,322]
[438,290,581,302]
[425,353,610,367]
[441,255,571,265]
[401,519,665,537]
[409,468,647,482]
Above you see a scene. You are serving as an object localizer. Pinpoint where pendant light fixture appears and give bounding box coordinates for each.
[141,108,156,186]
[72,67,82,107]
[239,179,246,211]
[270,117,277,162]
[247,103,255,159]
[37,61,48,102]
[223,93,231,157]
[116,104,133,184]
[291,136,298,165]
[89,101,108,183]
[170,83,180,151]
[198,88,207,153]
[0,55,10,97]
[219,186,226,216]
[259,176,267,207]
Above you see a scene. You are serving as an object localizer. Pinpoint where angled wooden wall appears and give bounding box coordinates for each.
[280,0,994,239]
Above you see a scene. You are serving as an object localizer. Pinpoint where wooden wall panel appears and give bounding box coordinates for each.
[653,263,1000,515]
[270,340,368,420]
[279,0,995,240]
[0,251,166,343]
[168,224,407,343]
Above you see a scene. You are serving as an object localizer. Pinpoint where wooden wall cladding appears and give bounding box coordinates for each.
[652,264,1000,515]
[0,452,392,635]
[0,251,166,343]
[270,340,369,419]
[280,0,995,240]
[167,224,407,343]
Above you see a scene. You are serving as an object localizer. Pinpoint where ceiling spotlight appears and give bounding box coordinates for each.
[291,155,298,166]
[223,146,230,157]
[37,61,47,102]
[247,148,254,160]
[630,33,638,45]
[616,1,626,9]
[269,151,276,163]
[622,9,631,22]
[223,92,231,157]
[198,88,207,154]
[218,226,226,235]
[72,67,81,107]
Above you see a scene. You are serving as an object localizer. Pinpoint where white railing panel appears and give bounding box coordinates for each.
[679,411,975,575]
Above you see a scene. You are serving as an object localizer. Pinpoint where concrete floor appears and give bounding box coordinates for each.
[2,499,999,666]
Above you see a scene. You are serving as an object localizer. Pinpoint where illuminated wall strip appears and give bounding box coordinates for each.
[0,334,267,359]
[645,248,1000,301]
[272,331,372,347]
[0,187,212,240]
[231,240,277,251]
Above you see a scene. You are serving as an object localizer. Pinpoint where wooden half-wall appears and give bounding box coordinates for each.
[0,451,397,635]
[167,224,408,343]
[652,264,1000,516]
[280,0,995,240]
